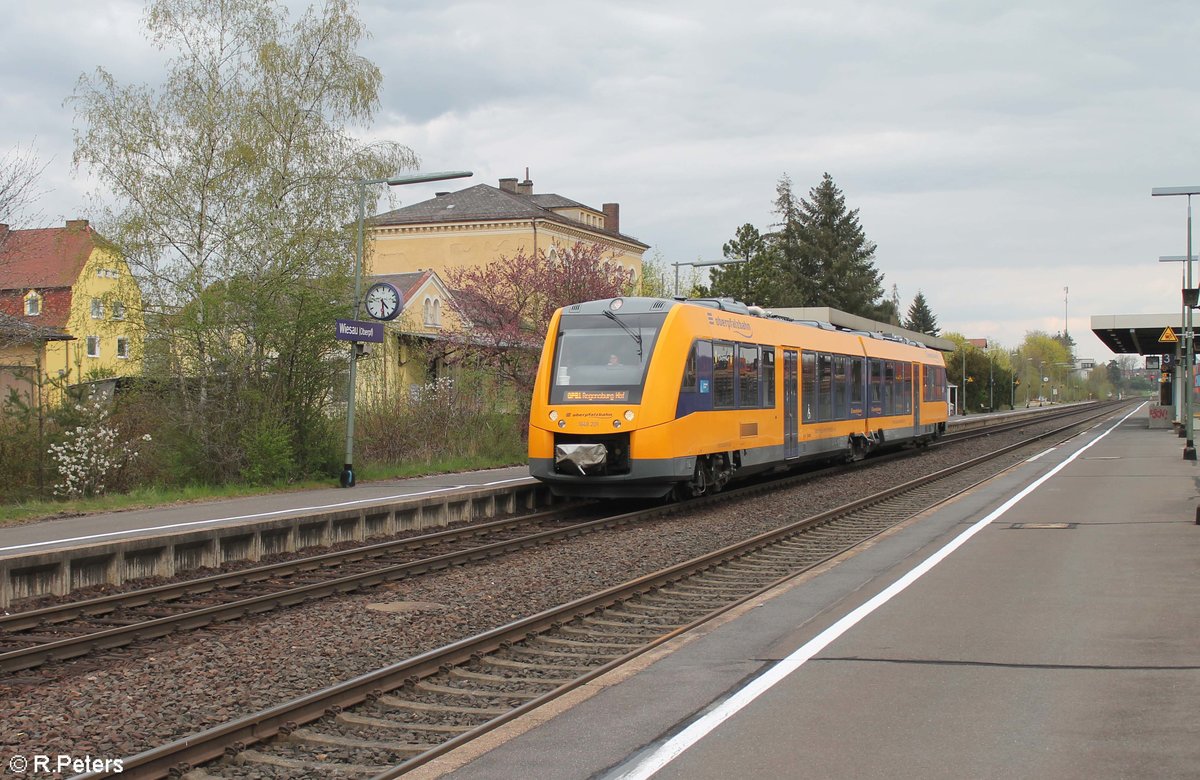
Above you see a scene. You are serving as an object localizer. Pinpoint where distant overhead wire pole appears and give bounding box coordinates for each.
[1151,186,1200,461]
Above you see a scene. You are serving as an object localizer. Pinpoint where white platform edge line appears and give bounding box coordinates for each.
[616,402,1147,779]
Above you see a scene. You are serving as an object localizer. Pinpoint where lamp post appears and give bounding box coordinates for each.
[1152,186,1200,460]
[340,169,473,488]
[1159,255,1196,429]
[671,258,748,297]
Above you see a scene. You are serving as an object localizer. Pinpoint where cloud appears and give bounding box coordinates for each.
[6,0,1200,362]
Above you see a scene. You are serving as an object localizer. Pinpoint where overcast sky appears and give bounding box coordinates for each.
[4,0,1200,361]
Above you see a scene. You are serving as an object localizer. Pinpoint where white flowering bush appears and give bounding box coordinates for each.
[48,400,151,498]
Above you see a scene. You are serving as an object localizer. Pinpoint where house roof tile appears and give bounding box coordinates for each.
[371,184,648,249]
[0,222,98,290]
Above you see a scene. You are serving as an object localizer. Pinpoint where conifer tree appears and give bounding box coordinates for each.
[904,290,940,336]
[706,223,781,306]
[769,172,887,318]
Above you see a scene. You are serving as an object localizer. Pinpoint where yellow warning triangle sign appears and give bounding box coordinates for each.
[1160,327,1179,343]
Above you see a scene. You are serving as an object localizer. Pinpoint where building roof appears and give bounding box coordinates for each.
[0,221,99,290]
[0,311,73,347]
[366,271,434,306]
[1090,313,1199,355]
[371,183,648,249]
[772,306,958,352]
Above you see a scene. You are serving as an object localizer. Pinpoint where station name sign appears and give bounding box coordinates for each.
[335,319,385,343]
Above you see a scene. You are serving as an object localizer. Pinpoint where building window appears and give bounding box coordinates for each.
[86,336,100,358]
[90,298,104,319]
[423,297,433,325]
[116,337,129,359]
[112,301,126,321]
[24,291,41,316]
[433,299,441,327]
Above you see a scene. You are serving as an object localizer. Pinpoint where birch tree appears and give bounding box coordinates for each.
[71,0,417,481]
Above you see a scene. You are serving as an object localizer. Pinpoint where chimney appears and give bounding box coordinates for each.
[602,203,620,233]
[517,177,533,195]
[499,177,518,193]
[66,219,89,230]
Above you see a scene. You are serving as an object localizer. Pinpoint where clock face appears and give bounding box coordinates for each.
[365,282,402,321]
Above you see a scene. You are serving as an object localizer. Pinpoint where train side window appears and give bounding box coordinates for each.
[902,363,915,414]
[682,341,700,392]
[713,342,735,409]
[737,344,760,408]
[869,358,884,416]
[883,361,896,416]
[850,357,864,417]
[802,351,817,422]
[818,353,833,421]
[763,347,776,408]
[832,354,849,420]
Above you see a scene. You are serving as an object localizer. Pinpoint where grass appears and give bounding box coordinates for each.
[0,453,523,527]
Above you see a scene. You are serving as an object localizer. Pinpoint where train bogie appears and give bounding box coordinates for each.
[529,297,948,500]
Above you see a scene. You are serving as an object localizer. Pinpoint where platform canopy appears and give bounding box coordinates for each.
[1090,313,1200,355]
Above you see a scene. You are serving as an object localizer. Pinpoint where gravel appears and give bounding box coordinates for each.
[0,412,1098,774]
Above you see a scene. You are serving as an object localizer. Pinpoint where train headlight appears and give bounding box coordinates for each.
[558,419,567,429]
[623,410,635,422]
[549,410,559,422]
[612,419,622,429]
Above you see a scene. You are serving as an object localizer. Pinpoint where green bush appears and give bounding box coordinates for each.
[239,414,298,485]
[356,369,525,468]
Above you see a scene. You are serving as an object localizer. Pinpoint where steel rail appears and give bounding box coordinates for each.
[0,402,1116,675]
[80,401,1130,780]
[0,508,578,629]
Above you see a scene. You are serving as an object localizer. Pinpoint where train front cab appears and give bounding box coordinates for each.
[528,298,691,499]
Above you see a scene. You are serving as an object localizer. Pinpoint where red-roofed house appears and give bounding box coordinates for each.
[0,220,143,405]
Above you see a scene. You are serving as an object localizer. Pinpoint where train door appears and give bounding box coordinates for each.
[913,362,921,430]
[784,349,799,458]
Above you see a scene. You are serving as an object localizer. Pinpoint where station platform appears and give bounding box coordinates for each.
[411,402,1200,780]
[0,403,1068,559]
[0,466,533,559]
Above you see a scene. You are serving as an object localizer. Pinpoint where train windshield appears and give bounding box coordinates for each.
[550,312,666,404]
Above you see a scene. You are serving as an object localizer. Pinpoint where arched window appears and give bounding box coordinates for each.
[433,299,441,327]
[423,297,433,325]
[24,291,41,316]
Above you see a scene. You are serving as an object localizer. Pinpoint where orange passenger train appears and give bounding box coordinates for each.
[528,297,950,500]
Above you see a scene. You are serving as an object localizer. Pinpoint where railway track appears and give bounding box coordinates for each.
[0,402,1113,677]
[81,401,1129,780]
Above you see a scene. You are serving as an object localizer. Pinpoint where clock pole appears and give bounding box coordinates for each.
[340,170,473,487]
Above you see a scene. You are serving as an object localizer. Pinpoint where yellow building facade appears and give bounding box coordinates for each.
[367,175,648,281]
[0,220,143,406]
[355,270,461,404]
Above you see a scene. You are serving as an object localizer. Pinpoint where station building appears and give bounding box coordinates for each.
[365,174,649,281]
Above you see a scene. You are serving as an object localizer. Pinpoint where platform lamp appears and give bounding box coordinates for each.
[671,258,748,297]
[1152,185,1200,461]
[340,169,474,488]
